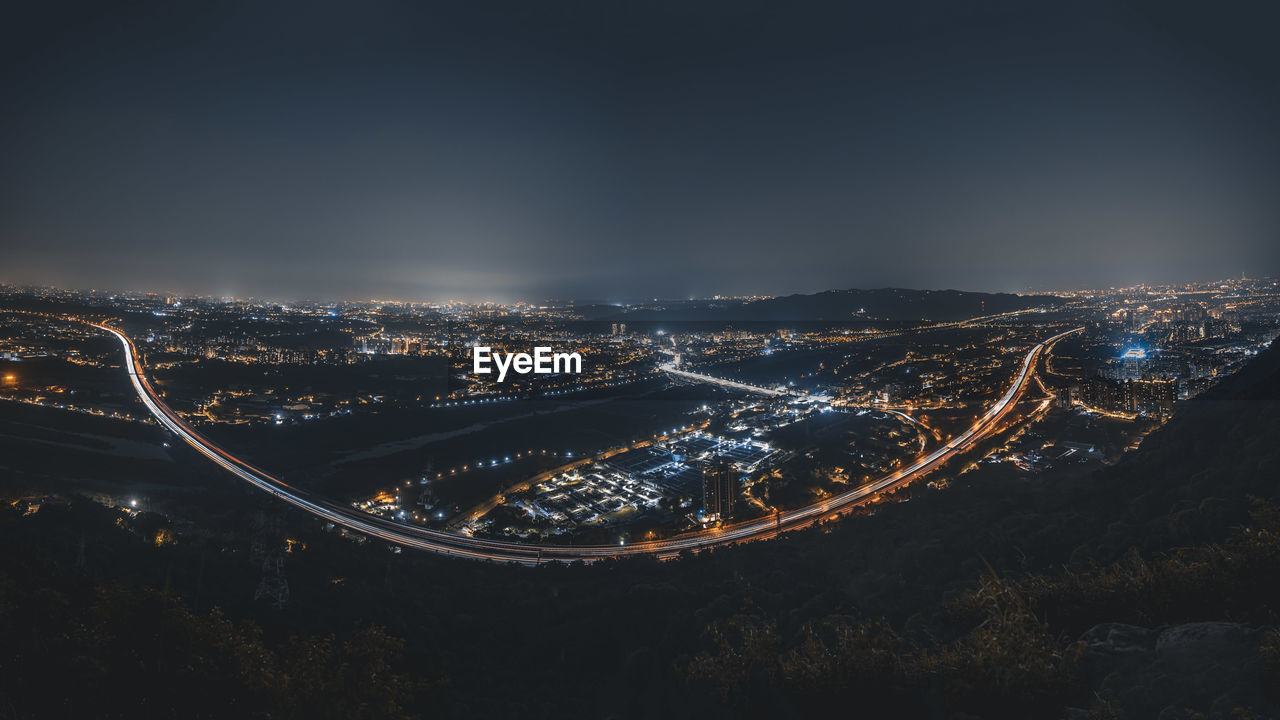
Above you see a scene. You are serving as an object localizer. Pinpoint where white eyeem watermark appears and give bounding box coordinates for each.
[472,346,582,382]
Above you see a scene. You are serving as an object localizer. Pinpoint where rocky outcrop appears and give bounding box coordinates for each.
[1071,622,1276,719]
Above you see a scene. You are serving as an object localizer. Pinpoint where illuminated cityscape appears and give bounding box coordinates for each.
[4,277,1278,554]
[6,276,1280,718]
[6,1,1280,718]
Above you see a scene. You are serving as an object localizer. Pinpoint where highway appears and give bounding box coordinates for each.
[659,363,791,396]
[660,358,840,403]
[94,321,1081,565]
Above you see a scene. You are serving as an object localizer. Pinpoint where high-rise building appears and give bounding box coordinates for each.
[1082,376,1125,412]
[1126,378,1177,417]
[1111,348,1148,381]
[1056,385,1078,409]
[1082,375,1176,417]
[701,462,736,521]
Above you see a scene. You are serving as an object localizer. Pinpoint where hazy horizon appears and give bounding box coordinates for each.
[2,273,1270,308]
[4,0,1280,302]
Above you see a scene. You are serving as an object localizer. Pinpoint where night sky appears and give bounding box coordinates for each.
[3,1,1279,302]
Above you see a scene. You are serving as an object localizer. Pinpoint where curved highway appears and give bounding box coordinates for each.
[95,322,1081,565]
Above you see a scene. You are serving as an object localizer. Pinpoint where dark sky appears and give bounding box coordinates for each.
[3,1,1279,303]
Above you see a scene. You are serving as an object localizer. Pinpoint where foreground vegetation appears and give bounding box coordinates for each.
[2,335,1279,717]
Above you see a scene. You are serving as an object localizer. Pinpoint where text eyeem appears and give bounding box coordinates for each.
[472,346,582,382]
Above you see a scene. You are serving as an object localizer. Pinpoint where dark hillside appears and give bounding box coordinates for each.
[2,338,1278,718]
[604,288,1062,323]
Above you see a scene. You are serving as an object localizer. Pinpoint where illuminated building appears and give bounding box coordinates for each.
[1113,347,1148,381]
[701,461,735,521]
[1126,378,1177,417]
[1082,375,1177,417]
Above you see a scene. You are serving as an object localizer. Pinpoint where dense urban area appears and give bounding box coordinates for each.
[4,278,1280,717]
[3,278,1276,545]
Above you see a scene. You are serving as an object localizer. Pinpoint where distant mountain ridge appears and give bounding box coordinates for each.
[599,287,1063,323]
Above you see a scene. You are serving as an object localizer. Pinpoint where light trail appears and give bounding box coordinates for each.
[659,363,792,396]
[93,321,1081,565]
